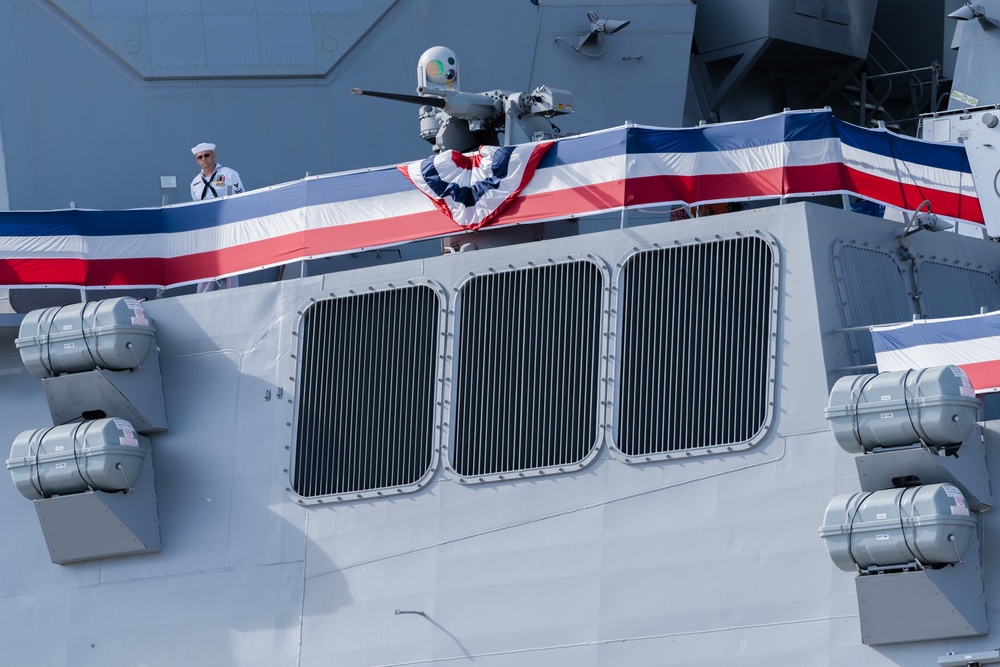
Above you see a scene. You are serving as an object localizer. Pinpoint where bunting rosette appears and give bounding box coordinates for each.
[398,141,553,230]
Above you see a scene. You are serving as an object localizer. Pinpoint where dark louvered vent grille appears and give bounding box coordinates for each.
[834,243,913,366]
[452,261,604,477]
[616,236,775,456]
[919,261,1000,318]
[292,286,440,498]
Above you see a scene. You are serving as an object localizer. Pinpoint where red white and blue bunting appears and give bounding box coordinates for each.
[0,109,983,288]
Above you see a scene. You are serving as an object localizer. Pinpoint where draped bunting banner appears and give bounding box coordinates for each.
[0,109,983,288]
[872,312,1000,394]
[399,142,552,229]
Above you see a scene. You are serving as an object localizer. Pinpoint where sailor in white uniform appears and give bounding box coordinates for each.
[190,142,244,201]
[190,142,244,292]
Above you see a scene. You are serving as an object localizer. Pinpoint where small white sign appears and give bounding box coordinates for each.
[160,175,177,189]
[932,119,950,143]
[951,89,980,106]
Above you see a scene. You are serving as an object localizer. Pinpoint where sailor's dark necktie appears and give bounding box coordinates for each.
[200,170,219,200]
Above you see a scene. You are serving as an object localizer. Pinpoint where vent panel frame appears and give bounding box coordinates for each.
[609,232,780,462]
[832,240,914,368]
[289,280,446,504]
[445,257,610,483]
[917,259,1000,319]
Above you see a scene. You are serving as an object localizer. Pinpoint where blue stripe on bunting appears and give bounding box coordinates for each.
[539,127,627,167]
[0,165,412,236]
[0,129,625,236]
[834,119,974,174]
[625,110,837,155]
[872,313,1000,353]
[620,108,974,180]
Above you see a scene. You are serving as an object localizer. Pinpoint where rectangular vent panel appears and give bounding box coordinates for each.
[452,261,604,477]
[292,286,440,498]
[919,261,1000,319]
[834,243,914,366]
[616,236,776,457]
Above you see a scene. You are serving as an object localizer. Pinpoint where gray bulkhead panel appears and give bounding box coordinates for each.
[0,206,828,665]
[285,203,970,664]
[949,0,1000,109]
[694,0,876,59]
[48,0,376,79]
[1,203,1000,663]
[292,205,827,665]
[0,107,8,211]
[0,0,695,212]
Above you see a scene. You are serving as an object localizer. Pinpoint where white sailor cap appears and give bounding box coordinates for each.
[191,142,216,155]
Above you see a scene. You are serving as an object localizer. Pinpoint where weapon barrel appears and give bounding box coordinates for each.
[416,87,500,119]
[350,88,446,109]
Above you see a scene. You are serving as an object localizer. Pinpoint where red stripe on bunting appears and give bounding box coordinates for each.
[959,359,1000,393]
[624,164,845,205]
[0,181,629,287]
[624,163,983,223]
[842,169,983,223]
